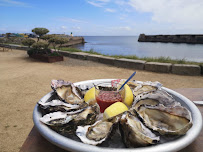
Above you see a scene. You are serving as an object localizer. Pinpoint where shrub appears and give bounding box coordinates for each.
[22,39,35,48]
[48,36,69,51]
[32,41,49,50]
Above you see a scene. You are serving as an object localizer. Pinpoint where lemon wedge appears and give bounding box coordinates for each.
[118,83,134,107]
[123,84,134,107]
[84,87,96,104]
[103,102,128,120]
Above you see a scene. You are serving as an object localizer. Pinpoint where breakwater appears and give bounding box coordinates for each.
[62,37,85,47]
[138,34,203,44]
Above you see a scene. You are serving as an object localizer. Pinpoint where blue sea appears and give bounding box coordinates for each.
[75,36,203,62]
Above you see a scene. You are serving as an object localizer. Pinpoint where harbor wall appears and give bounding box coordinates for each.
[138,34,203,44]
[62,37,85,47]
[1,44,202,76]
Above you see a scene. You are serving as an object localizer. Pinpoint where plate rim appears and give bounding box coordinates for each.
[33,79,203,152]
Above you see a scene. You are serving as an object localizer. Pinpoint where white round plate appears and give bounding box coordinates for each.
[33,79,202,152]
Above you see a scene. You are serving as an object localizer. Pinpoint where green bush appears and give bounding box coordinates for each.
[31,41,49,50]
[27,48,37,56]
[22,39,35,48]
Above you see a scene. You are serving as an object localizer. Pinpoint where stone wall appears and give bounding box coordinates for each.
[138,34,203,44]
[1,44,202,76]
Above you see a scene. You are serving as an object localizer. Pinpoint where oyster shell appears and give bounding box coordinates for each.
[132,81,162,97]
[40,104,100,133]
[133,89,181,109]
[38,99,84,113]
[73,104,100,126]
[136,104,193,135]
[40,111,75,126]
[51,80,84,105]
[76,116,120,145]
[120,111,160,147]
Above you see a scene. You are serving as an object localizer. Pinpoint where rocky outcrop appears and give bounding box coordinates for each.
[138,34,203,44]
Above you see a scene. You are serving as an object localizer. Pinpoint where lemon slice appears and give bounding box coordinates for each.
[84,87,96,104]
[103,102,128,120]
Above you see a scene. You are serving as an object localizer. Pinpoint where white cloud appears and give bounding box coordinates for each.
[72,26,81,30]
[57,17,88,23]
[113,26,132,31]
[128,0,203,30]
[61,26,67,30]
[105,8,116,12]
[0,0,31,7]
[86,0,110,7]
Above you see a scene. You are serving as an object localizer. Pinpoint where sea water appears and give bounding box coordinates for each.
[75,36,203,62]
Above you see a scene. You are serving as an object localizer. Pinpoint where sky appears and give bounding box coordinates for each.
[1,0,203,36]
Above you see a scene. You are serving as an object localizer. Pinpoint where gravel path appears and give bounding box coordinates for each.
[0,49,203,152]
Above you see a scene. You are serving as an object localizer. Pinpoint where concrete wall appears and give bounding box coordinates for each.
[59,50,202,76]
[1,44,202,76]
[138,34,203,44]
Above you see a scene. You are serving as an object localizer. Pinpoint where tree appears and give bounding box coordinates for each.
[22,39,35,48]
[48,36,69,51]
[32,28,49,42]
[41,34,54,47]
[55,37,69,51]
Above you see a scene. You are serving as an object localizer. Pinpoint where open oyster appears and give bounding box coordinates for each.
[51,80,84,105]
[133,89,181,109]
[132,81,162,97]
[38,99,86,113]
[40,104,100,134]
[120,111,160,147]
[135,104,192,135]
[76,116,120,145]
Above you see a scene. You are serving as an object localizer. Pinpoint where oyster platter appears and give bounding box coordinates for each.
[33,79,202,152]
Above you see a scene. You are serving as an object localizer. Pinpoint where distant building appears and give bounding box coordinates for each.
[70,32,73,37]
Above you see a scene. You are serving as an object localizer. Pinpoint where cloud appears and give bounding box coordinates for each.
[113,26,132,31]
[72,26,81,30]
[61,26,67,30]
[57,17,88,23]
[105,8,116,12]
[0,0,31,7]
[128,0,203,29]
[86,0,110,7]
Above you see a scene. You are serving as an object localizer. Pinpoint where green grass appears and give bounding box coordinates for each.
[60,47,203,66]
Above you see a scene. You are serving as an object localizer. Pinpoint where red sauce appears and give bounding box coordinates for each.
[96,91,122,113]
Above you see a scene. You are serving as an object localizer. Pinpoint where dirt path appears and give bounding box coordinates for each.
[0,49,203,152]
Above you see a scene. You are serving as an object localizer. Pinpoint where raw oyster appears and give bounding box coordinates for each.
[40,104,100,133]
[133,81,162,97]
[38,99,85,113]
[51,80,84,105]
[136,104,192,135]
[73,104,100,126]
[133,89,181,109]
[120,111,160,147]
[76,116,120,145]
[40,111,75,126]
[77,84,95,96]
